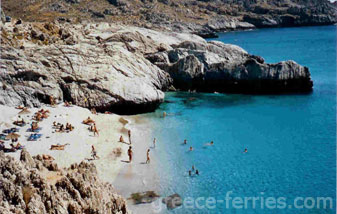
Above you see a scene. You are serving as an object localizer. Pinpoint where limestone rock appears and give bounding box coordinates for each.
[147,40,313,93]
[0,151,129,214]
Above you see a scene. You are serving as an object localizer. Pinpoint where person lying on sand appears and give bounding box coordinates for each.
[42,154,54,161]
[56,124,65,132]
[16,105,25,110]
[83,117,95,125]
[10,143,23,150]
[50,143,69,150]
[64,101,72,107]
[128,146,133,163]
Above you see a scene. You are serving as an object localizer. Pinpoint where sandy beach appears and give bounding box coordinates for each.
[0,104,131,182]
[0,104,163,213]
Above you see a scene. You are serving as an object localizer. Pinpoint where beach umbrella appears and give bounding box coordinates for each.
[5,132,20,140]
[18,108,31,115]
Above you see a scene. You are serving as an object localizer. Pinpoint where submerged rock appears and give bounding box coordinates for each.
[162,193,182,209]
[0,150,129,214]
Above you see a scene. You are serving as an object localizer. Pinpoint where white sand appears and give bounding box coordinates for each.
[0,104,130,182]
[0,104,163,213]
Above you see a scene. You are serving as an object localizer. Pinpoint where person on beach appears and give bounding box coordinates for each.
[153,138,156,148]
[93,123,99,136]
[244,148,248,153]
[119,135,124,143]
[91,145,98,160]
[163,112,167,118]
[128,146,133,163]
[146,149,150,164]
[128,130,131,144]
[189,146,193,151]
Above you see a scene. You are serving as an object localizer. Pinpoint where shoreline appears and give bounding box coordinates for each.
[113,115,164,213]
[0,104,163,213]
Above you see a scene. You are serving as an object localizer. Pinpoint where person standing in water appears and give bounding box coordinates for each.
[146,149,150,164]
[153,138,156,148]
[195,169,199,175]
[244,148,248,153]
[128,130,131,144]
[128,146,133,163]
[184,139,187,145]
[189,146,193,151]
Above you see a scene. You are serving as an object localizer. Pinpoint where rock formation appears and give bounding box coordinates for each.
[0,20,313,114]
[147,41,313,93]
[0,22,181,114]
[2,0,336,38]
[0,149,129,214]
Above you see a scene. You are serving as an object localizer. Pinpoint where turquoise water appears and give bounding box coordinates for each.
[141,26,336,213]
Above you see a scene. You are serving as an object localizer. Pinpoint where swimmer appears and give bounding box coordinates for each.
[189,146,193,151]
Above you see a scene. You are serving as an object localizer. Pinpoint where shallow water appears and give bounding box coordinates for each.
[136,26,336,213]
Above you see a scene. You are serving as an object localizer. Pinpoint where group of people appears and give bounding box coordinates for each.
[34,109,49,121]
[53,122,74,132]
[124,130,152,164]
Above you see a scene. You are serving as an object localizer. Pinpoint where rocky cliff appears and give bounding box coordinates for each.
[0,149,129,214]
[2,0,336,37]
[0,20,313,113]
[146,40,313,93]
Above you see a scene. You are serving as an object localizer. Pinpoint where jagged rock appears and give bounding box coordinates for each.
[0,151,129,214]
[0,22,179,114]
[148,40,313,93]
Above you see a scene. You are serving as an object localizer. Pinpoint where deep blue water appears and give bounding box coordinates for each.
[140,26,336,213]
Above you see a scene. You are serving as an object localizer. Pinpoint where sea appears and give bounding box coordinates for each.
[132,25,336,214]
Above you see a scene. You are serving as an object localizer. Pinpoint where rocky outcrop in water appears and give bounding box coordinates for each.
[147,41,313,93]
[0,149,129,214]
